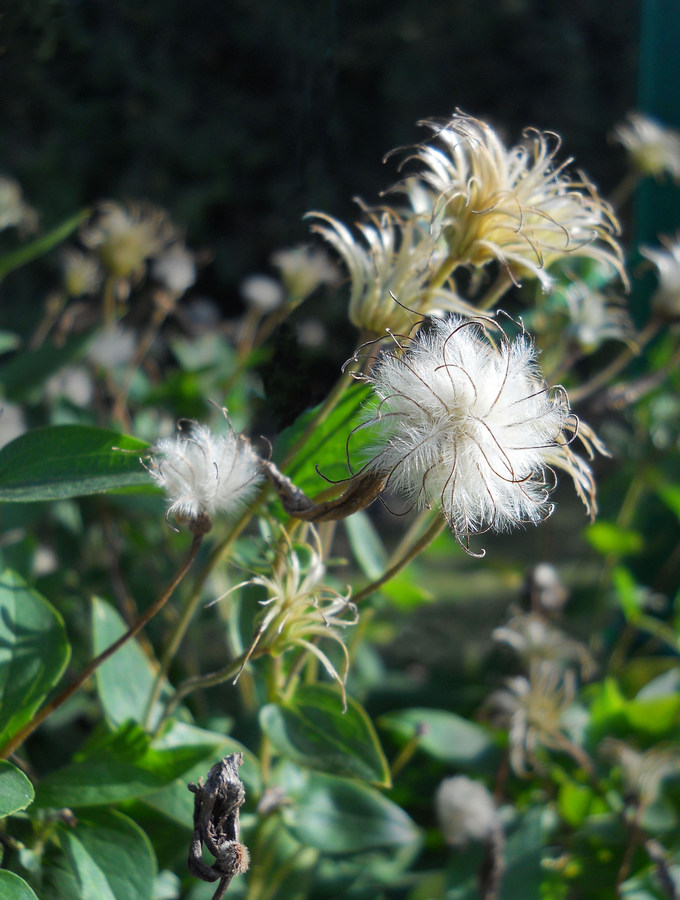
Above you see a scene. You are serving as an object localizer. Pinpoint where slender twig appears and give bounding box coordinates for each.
[142,494,269,729]
[161,652,251,722]
[352,514,446,604]
[0,533,204,760]
[569,318,661,405]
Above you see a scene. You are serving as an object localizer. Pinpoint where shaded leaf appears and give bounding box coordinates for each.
[260,684,390,787]
[344,511,388,580]
[0,210,87,283]
[92,598,170,730]
[42,809,155,900]
[0,760,34,816]
[281,769,420,855]
[0,426,150,502]
[379,707,499,771]
[0,332,91,403]
[34,721,218,808]
[0,569,70,748]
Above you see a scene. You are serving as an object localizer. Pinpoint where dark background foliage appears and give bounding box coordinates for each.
[1,0,639,302]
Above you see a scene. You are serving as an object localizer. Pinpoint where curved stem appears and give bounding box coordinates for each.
[352,513,445,604]
[569,318,661,405]
[143,498,267,728]
[0,533,204,760]
[161,651,251,722]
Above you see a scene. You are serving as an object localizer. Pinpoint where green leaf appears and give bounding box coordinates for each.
[585,521,643,557]
[503,807,545,900]
[0,569,70,747]
[379,708,499,771]
[0,426,150,502]
[0,210,88,283]
[626,694,680,735]
[344,511,388,580]
[273,382,372,496]
[281,769,421,855]
[42,809,155,900]
[0,332,92,401]
[0,760,34,816]
[34,721,218,808]
[92,597,170,729]
[0,872,40,900]
[612,566,643,621]
[260,684,391,787]
[0,332,21,356]
[558,779,595,828]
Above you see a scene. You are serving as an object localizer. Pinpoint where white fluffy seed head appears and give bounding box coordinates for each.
[360,316,573,545]
[148,422,263,525]
[435,776,500,846]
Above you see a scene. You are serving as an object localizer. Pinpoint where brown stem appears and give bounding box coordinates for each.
[0,533,204,760]
[479,826,506,900]
[617,802,644,889]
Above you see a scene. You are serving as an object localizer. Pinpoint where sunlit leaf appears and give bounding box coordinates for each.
[0,426,150,502]
[0,872,39,900]
[0,760,34,817]
[42,809,155,900]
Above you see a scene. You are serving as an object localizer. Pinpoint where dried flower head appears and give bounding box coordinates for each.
[60,246,102,298]
[88,325,137,370]
[394,114,624,291]
[614,112,680,181]
[435,776,500,847]
[270,244,339,300]
[0,175,38,234]
[600,739,680,808]
[356,314,591,552]
[561,279,635,353]
[641,234,680,320]
[151,243,197,296]
[308,204,470,335]
[226,526,358,705]
[240,274,285,312]
[483,661,580,776]
[523,562,568,616]
[492,609,595,677]
[80,200,175,280]
[146,418,263,530]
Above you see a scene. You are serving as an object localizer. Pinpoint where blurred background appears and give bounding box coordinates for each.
[1,0,642,312]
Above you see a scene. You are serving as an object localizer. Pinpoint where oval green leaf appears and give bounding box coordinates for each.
[0,569,70,747]
[281,770,420,855]
[0,760,34,816]
[92,598,170,730]
[260,684,391,787]
[0,425,151,502]
[379,707,499,771]
[0,871,40,900]
[42,809,155,900]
